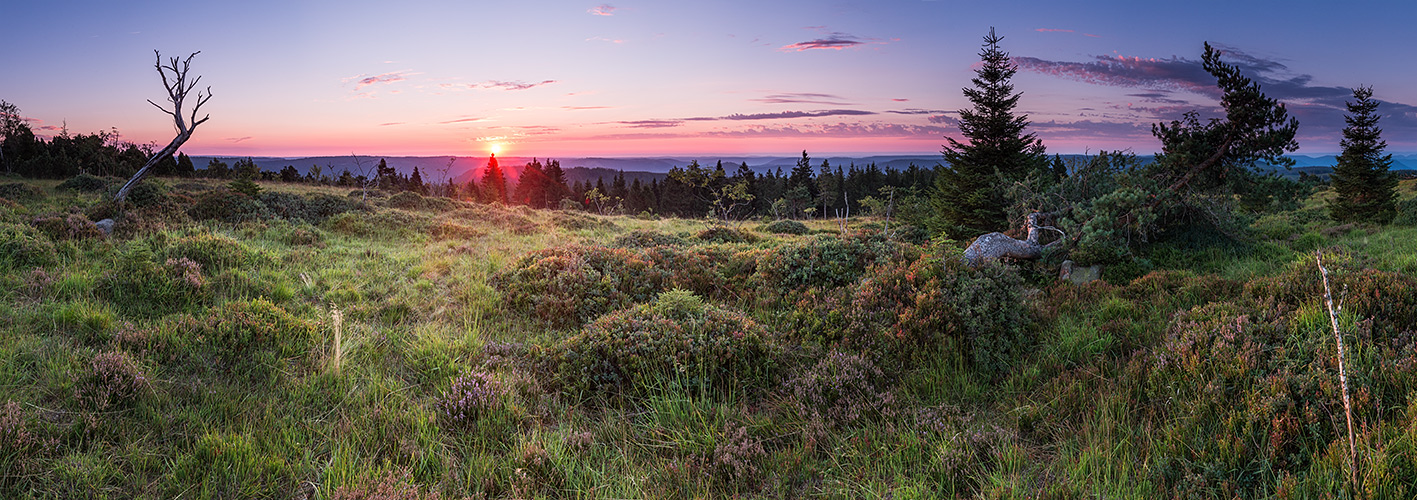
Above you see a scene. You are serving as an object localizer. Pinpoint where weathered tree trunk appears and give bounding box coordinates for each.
[114,50,211,206]
[964,212,1062,266]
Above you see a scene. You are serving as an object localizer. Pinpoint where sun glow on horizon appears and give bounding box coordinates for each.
[489,143,503,155]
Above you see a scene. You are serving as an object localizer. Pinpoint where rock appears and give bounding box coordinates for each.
[95,218,115,236]
[1059,260,1101,284]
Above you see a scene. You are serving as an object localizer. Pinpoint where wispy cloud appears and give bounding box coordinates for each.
[886,108,950,115]
[751,93,853,105]
[346,71,411,91]
[588,3,616,16]
[227,136,253,143]
[1035,28,1074,33]
[563,106,612,110]
[696,109,876,121]
[780,27,890,52]
[586,36,625,44]
[476,80,557,91]
[378,122,404,126]
[892,98,909,102]
[439,117,487,125]
[615,119,684,128]
[589,121,948,141]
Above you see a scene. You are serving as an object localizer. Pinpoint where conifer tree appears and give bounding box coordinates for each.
[481,153,507,203]
[409,166,426,194]
[1328,86,1397,224]
[931,27,1046,237]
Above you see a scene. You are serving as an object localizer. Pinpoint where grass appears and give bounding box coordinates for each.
[2,176,1417,497]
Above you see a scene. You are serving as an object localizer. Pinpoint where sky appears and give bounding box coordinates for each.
[3,0,1416,159]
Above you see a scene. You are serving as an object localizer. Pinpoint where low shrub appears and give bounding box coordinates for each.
[75,351,148,412]
[761,219,809,235]
[331,469,442,500]
[31,214,103,240]
[98,244,210,315]
[552,211,611,230]
[126,179,172,208]
[549,290,778,398]
[188,188,266,222]
[613,229,687,248]
[752,230,917,298]
[57,173,112,192]
[193,299,317,379]
[695,225,758,244]
[434,371,507,430]
[0,183,44,201]
[491,245,668,328]
[1394,197,1417,226]
[0,223,57,269]
[165,232,263,271]
[783,351,897,429]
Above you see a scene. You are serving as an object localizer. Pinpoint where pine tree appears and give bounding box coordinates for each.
[481,153,507,203]
[931,27,1046,237]
[176,152,195,177]
[409,167,426,194]
[1328,86,1397,224]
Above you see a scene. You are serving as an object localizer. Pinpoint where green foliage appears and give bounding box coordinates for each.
[165,232,263,271]
[761,219,809,235]
[98,243,209,315]
[694,225,758,244]
[56,173,112,192]
[75,351,147,412]
[491,245,667,328]
[0,222,57,268]
[1393,196,1417,226]
[783,351,897,428]
[228,177,262,197]
[170,431,293,498]
[1328,86,1398,224]
[191,299,317,380]
[31,214,102,241]
[188,188,266,222]
[258,191,362,223]
[549,290,778,398]
[0,182,44,202]
[753,230,916,296]
[612,229,687,248]
[931,28,1048,237]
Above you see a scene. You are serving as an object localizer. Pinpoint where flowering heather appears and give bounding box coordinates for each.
[77,351,147,411]
[784,351,897,429]
[435,371,504,429]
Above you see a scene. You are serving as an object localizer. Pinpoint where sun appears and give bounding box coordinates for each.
[489,143,502,155]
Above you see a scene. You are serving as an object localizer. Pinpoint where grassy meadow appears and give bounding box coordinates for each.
[3,176,1417,498]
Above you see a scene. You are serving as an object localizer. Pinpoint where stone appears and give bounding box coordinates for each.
[95,218,115,236]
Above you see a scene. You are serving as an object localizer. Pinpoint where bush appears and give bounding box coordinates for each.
[612,229,687,248]
[753,230,917,297]
[0,183,44,202]
[550,290,778,398]
[98,244,209,316]
[695,225,758,244]
[387,191,455,211]
[784,351,897,429]
[165,232,263,271]
[31,214,102,240]
[434,371,507,430]
[126,179,172,207]
[57,173,112,192]
[491,245,668,329]
[0,223,57,269]
[761,219,809,235]
[193,299,317,379]
[1393,196,1417,226]
[188,188,266,222]
[76,351,148,412]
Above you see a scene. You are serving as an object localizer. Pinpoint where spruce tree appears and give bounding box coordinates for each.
[481,153,507,204]
[931,27,1046,237]
[1328,86,1397,224]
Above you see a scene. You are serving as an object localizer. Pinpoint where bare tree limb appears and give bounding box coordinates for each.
[115,50,211,206]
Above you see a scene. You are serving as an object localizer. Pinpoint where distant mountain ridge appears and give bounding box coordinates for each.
[187,153,1417,185]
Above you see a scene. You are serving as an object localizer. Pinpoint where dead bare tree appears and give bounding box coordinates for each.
[114,50,212,205]
[964,212,1066,267]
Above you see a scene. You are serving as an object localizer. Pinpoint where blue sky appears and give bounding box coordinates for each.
[3,0,1414,157]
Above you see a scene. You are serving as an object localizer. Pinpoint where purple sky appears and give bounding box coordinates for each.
[3,0,1414,158]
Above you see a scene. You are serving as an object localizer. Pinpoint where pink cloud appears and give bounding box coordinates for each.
[588,4,615,15]
[1035,28,1075,33]
[476,80,557,91]
[349,72,408,90]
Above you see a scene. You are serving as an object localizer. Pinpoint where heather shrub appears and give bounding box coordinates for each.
[551,211,610,230]
[76,351,148,412]
[711,422,767,492]
[491,245,668,328]
[695,225,758,244]
[387,191,427,210]
[550,290,778,398]
[0,222,58,269]
[260,191,362,223]
[752,230,917,298]
[31,214,102,240]
[435,371,508,430]
[193,299,317,379]
[784,351,898,429]
[761,219,809,235]
[164,232,263,271]
[188,188,266,222]
[642,244,745,299]
[0,182,44,201]
[57,173,112,192]
[126,179,172,208]
[325,210,430,238]
[613,229,687,248]
[98,244,209,315]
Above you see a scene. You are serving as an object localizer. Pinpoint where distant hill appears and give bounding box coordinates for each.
[189,153,1417,186]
